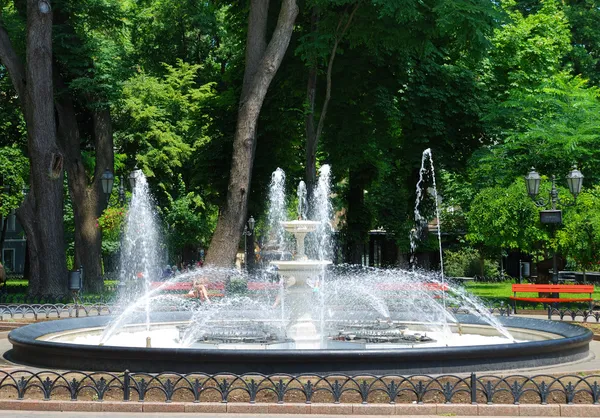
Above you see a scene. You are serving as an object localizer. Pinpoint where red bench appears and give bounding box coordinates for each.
[150,281,225,298]
[510,284,594,313]
[376,283,449,291]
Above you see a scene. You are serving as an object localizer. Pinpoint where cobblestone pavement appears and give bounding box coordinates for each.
[0,413,591,418]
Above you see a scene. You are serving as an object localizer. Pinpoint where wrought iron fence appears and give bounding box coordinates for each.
[0,370,598,404]
[0,303,114,320]
[548,307,600,322]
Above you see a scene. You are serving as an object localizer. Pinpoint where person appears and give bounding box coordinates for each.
[184,277,211,303]
[0,262,5,287]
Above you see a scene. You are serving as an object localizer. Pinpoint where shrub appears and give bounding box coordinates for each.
[444,247,499,279]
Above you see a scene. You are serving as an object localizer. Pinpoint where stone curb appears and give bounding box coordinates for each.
[0,400,599,415]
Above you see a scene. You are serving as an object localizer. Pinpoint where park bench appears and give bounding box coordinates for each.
[376,282,449,299]
[150,281,225,299]
[510,284,594,313]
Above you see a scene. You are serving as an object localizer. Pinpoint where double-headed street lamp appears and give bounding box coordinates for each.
[101,168,143,205]
[524,166,584,284]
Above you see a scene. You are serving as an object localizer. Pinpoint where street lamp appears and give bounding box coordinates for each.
[524,166,584,285]
[101,168,114,203]
[566,165,584,198]
[129,169,140,190]
[242,216,255,271]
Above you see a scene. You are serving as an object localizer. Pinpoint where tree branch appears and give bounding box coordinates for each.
[242,0,270,100]
[0,14,26,105]
[315,1,361,142]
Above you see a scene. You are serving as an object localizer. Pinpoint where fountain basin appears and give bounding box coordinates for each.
[7,312,592,374]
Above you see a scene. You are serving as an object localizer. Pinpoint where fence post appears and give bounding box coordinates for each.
[470,373,477,404]
[123,370,130,401]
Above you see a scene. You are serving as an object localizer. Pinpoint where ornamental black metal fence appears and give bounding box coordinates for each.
[0,303,511,321]
[0,371,598,404]
[0,304,113,320]
[548,307,600,322]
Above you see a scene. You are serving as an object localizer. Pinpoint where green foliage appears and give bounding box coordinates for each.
[466,179,548,254]
[0,146,28,217]
[97,206,126,256]
[557,187,600,272]
[444,247,499,278]
[161,175,218,259]
[488,0,572,93]
[226,277,248,296]
[486,73,600,183]
[115,60,215,197]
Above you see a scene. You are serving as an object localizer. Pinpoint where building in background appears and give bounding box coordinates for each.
[1,211,26,275]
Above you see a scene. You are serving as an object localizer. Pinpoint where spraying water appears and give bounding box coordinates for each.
[412,150,445,285]
[312,164,333,262]
[297,181,308,220]
[101,171,162,344]
[266,168,287,255]
[89,163,516,351]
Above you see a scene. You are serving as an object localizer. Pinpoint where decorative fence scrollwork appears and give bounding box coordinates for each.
[0,371,599,404]
[0,303,512,321]
[548,307,600,322]
[0,304,113,320]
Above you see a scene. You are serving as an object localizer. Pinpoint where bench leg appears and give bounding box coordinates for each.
[513,299,517,315]
[547,305,551,320]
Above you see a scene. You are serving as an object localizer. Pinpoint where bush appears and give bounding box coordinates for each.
[226,277,248,296]
[444,247,499,279]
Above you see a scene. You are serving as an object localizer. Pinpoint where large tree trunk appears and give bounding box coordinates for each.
[12,0,68,297]
[205,0,298,266]
[55,86,113,294]
[51,5,113,294]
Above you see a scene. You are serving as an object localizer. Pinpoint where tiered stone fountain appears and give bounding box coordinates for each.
[270,220,331,348]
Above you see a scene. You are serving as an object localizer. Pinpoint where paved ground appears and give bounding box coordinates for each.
[0,413,585,418]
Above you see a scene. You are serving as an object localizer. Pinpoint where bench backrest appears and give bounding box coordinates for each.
[150,281,225,291]
[376,283,449,291]
[512,284,594,293]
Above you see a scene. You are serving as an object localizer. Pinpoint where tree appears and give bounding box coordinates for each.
[0,0,69,296]
[115,60,215,202]
[162,176,218,264]
[299,0,361,194]
[205,0,299,266]
[557,188,600,278]
[466,179,549,261]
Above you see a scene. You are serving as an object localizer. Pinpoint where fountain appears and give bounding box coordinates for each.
[6,165,593,374]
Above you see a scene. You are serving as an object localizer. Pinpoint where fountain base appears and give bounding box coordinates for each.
[8,312,592,374]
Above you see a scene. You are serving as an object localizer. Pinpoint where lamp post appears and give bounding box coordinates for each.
[242,216,255,271]
[118,181,125,205]
[101,168,114,204]
[525,166,583,285]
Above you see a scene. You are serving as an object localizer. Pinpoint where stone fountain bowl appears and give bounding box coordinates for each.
[6,312,592,374]
[280,220,320,233]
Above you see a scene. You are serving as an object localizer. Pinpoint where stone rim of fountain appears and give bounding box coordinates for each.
[7,313,593,374]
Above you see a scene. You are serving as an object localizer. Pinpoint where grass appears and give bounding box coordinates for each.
[4,279,28,286]
[463,280,600,309]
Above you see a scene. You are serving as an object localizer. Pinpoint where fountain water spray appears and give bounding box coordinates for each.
[412,150,445,295]
[297,181,308,220]
[108,171,162,345]
[91,163,514,353]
